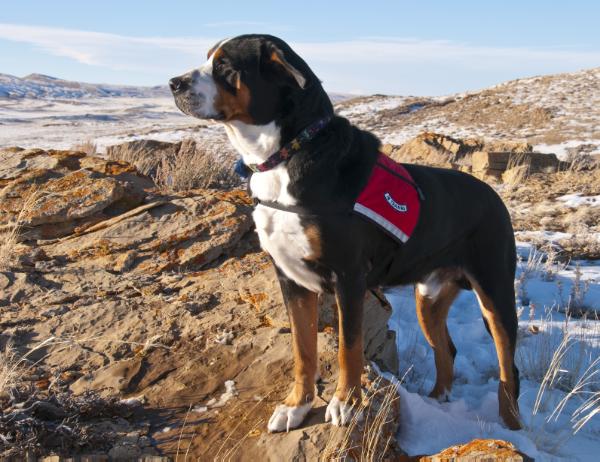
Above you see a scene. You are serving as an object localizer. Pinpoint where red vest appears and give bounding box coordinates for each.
[354,153,421,243]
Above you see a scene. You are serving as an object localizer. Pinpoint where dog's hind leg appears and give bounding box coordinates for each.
[415,278,460,400]
[325,272,366,427]
[268,273,318,433]
[468,274,522,430]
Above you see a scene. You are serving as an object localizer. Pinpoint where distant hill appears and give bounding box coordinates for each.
[0,73,358,102]
[0,73,170,99]
[336,67,600,152]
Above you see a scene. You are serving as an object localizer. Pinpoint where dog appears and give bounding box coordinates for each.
[169,34,522,433]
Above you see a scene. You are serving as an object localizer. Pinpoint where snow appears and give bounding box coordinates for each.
[0,75,354,153]
[0,72,168,99]
[535,140,600,160]
[515,231,600,247]
[382,244,600,461]
[557,194,600,208]
[206,380,239,409]
[337,96,412,117]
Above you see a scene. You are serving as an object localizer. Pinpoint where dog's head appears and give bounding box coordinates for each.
[169,34,328,125]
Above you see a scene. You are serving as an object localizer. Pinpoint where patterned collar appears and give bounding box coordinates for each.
[246,116,332,173]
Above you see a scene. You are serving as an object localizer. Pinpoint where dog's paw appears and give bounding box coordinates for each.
[325,396,363,427]
[267,402,312,433]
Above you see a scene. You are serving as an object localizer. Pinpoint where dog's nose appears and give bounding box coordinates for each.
[169,77,188,94]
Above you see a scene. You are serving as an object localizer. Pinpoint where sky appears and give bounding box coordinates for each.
[1,0,599,95]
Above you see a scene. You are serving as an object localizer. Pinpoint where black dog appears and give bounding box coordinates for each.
[170,34,521,432]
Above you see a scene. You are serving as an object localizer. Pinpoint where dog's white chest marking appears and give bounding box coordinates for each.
[251,167,322,293]
[223,120,322,293]
[253,203,322,293]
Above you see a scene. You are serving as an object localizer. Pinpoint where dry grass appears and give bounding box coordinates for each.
[520,313,600,453]
[502,153,530,190]
[154,143,239,192]
[71,139,98,156]
[0,342,21,398]
[0,187,39,270]
[519,310,598,388]
[106,138,240,191]
[531,323,600,433]
[0,337,56,398]
[321,378,399,461]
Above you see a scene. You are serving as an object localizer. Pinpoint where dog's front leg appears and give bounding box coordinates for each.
[267,272,318,433]
[326,272,365,426]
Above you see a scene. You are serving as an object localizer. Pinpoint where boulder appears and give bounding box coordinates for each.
[319,289,398,375]
[382,132,533,169]
[472,151,566,179]
[0,148,154,241]
[419,438,533,461]
[383,132,479,167]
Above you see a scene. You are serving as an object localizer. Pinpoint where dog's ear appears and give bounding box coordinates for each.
[261,40,308,89]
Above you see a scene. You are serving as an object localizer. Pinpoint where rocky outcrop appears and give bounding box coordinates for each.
[382,132,533,172]
[472,150,567,179]
[0,147,153,241]
[0,148,400,459]
[0,147,531,461]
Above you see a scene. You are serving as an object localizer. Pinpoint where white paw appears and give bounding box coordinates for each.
[325,396,363,427]
[267,402,312,433]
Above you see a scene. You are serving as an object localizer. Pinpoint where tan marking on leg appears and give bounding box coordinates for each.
[284,291,318,407]
[415,282,459,398]
[469,278,522,430]
[336,341,363,402]
[303,224,322,261]
[334,293,363,404]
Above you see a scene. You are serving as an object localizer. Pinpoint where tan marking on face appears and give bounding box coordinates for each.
[214,80,253,123]
[468,277,521,430]
[212,47,224,60]
[415,282,459,398]
[283,290,318,407]
[304,224,322,261]
[270,51,286,67]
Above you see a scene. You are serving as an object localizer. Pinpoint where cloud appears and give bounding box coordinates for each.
[0,23,215,72]
[0,23,598,93]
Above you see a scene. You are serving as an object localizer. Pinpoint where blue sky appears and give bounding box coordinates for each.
[1,0,599,95]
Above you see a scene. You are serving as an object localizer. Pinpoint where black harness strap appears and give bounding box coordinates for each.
[255,199,351,216]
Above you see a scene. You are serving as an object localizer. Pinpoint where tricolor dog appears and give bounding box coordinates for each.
[170,34,522,432]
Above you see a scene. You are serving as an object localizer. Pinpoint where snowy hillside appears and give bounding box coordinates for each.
[0,73,169,99]
[338,67,600,157]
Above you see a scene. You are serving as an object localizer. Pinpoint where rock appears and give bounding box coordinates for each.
[0,272,11,290]
[0,149,153,240]
[472,151,567,180]
[108,442,142,460]
[113,250,137,273]
[25,170,124,226]
[0,148,61,181]
[52,190,254,274]
[250,371,401,461]
[383,132,533,169]
[384,132,484,167]
[0,147,404,460]
[420,438,533,461]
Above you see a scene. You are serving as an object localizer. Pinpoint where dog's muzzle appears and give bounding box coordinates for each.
[169,76,189,94]
[169,69,220,120]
